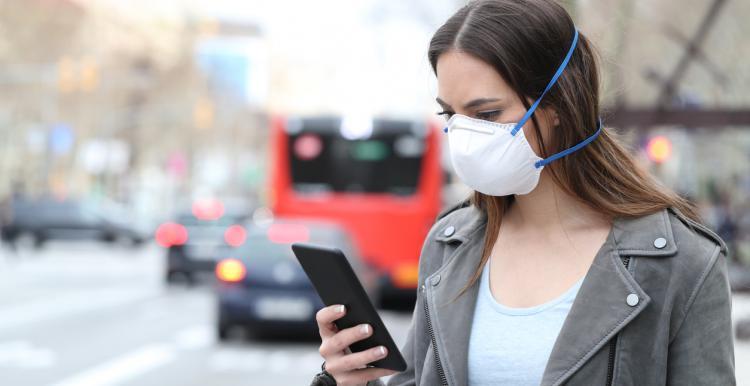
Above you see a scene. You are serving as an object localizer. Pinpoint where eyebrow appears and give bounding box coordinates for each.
[436,97,502,110]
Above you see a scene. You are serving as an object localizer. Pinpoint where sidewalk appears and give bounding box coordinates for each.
[733,293,750,384]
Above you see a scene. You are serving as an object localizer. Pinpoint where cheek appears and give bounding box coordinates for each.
[521,123,543,156]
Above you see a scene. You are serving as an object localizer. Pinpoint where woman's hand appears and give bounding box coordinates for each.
[316,304,398,386]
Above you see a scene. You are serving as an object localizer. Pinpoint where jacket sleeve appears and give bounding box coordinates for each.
[667,247,735,385]
[367,295,419,386]
[368,209,456,386]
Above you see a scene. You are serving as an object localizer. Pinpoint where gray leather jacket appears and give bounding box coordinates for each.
[369,205,734,385]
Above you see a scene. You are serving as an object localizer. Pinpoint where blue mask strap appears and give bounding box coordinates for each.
[534,117,602,169]
[511,29,579,137]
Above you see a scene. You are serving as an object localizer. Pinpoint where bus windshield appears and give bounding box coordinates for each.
[287,118,426,196]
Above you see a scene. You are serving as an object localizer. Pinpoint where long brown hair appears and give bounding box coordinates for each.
[428,0,700,294]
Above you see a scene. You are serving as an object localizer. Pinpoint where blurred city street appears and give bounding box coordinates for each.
[2,0,750,384]
[1,241,749,385]
[0,241,413,386]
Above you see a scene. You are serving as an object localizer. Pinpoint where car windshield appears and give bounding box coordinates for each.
[231,236,296,263]
[13,199,99,222]
[233,225,355,265]
[175,213,246,242]
[177,214,240,227]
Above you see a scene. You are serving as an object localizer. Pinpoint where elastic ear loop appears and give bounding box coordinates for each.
[534,117,602,169]
[510,28,579,137]
[443,28,579,135]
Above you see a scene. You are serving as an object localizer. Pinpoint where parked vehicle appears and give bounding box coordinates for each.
[157,198,252,284]
[1,196,146,248]
[214,217,377,340]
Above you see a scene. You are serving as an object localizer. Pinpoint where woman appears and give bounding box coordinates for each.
[311,0,735,385]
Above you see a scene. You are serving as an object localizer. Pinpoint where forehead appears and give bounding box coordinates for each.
[435,50,513,105]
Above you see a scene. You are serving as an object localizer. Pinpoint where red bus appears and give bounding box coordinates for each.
[268,115,442,304]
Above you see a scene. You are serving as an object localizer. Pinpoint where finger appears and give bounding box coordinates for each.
[319,323,372,357]
[316,304,346,339]
[325,345,388,374]
[336,366,399,386]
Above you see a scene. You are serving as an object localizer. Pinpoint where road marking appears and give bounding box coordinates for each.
[0,340,56,368]
[0,288,158,332]
[210,348,266,372]
[52,344,175,386]
[208,347,321,373]
[174,325,213,350]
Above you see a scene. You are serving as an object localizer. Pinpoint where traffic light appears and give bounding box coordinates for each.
[646,135,672,163]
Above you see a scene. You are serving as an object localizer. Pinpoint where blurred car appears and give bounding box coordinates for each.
[157,198,252,284]
[0,196,147,248]
[214,218,378,340]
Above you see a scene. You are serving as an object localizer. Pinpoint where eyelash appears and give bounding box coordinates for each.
[436,110,502,122]
[476,110,501,121]
[436,110,454,119]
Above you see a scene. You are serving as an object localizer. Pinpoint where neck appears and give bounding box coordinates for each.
[505,171,609,232]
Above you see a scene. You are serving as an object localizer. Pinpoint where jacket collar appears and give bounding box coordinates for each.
[426,206,675,386]
[611,208,677,257]
[435,206,678,258]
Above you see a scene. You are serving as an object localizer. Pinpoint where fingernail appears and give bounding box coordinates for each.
[360,324,370,335]
[378,346,387,356]
[337,305,345,313]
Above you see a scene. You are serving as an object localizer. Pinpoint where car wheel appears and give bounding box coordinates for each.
[166,270,197,287]
[217,311,233,341]
[166,270,187,284]
[123,235,145,248]
[217,323,232,341]
[184,272,197,286]
[15,232,41,250]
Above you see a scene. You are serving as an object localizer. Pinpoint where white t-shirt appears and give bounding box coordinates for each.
[468,258,583,386]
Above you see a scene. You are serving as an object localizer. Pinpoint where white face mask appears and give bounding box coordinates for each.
[446,114,544,196]
[443,28,603,197]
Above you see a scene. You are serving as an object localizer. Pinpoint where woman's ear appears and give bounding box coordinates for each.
[538,107,560,128]
[550,109,560,127]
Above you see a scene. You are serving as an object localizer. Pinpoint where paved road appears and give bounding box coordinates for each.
[0,241,747,385]
[0,241,412,386]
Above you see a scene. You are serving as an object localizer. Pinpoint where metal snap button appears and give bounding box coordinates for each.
[626,293,639,307]
[443,226,455,237]
[653,237,667,249]
[431,274,441,286]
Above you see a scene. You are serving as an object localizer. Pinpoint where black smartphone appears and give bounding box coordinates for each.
[291,242,407,372]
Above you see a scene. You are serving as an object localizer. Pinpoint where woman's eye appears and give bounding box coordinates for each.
[475,110,501,121]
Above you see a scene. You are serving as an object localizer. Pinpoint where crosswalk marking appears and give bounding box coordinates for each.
[0,288,158,332]
[0,340,56,368]
[174,325,213,350]
[52,344,176,386]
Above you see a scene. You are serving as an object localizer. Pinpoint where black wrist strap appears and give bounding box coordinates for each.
[310,361,337,386]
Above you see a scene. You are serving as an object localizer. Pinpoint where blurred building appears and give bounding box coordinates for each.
[0,0,749,263]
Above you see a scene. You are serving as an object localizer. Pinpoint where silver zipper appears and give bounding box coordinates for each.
[606,256,631,385]
[422,283,448,386]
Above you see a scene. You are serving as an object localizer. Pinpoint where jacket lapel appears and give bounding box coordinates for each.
[425,207,487,386]
[425,207,676,386]
[539,230,650,386]
[540,209,676,385]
